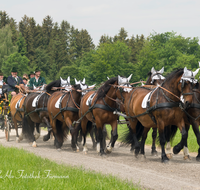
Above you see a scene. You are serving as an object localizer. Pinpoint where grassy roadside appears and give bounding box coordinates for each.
[0,145,140,190]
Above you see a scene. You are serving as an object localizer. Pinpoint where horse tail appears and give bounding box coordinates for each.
[22,115,35,142]
[120,121,144,146]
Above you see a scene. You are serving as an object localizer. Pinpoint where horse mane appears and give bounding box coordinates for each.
[45,79,61,93]
[72,84,81,90]
[163,68,184,85]
[96,77,118,100]
[146,71,152,85]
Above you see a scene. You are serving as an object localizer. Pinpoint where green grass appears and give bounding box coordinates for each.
[0,145,140,190]
[106,117,199,153]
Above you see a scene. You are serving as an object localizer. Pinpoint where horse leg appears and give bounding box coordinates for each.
[96,126,106,156]
[80,118,88,154]
[173,124,189,156]
[165,125,173,159]
[65,117,77,151]
[151,127,158,156]
[140,127,150,160]
[43,117,52,142]
[102,124,107,150]
[30,121,37,147]
[34,123,40,140]
[157,119,169,163]
[13,117,20,142]
[191,121,200,161]
[106,120,118,154]
[89,124,97,149]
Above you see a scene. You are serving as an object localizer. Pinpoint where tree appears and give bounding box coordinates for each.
[2,52,29,77]
[0,11,10,29]
[0,25,18,68]
[17,32,27,56]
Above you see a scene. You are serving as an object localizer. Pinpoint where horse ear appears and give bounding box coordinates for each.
[159,67,164,74]
[151,67,156,74]
[193,68,200,77]
[82,78,85,84]
[118,75,122,85]
[67,76,70,84]
[107,76,109,80]
[127,74,132,82]
[183,67,188,74]
[60,77,64,83]
[75,78,78,84]
[33,84,36,90]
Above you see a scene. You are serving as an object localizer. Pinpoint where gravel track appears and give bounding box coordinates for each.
[0,129,200,190]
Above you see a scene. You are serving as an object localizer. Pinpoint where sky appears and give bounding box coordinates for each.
[1,0,200,45]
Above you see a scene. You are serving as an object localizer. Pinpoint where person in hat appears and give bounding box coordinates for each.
[23,77,28,87]
[23,73,29,86]
[29,71,35,79]
[7,67,24,96]
[28,67,46,90]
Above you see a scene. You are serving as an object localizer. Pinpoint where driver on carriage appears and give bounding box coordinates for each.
[28,67,46,90]
[7,67,24,97]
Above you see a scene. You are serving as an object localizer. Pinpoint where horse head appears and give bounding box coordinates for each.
[146,67,165,86]
[75,78,95,96]
[178,67,200,105]
[115,74,133,103]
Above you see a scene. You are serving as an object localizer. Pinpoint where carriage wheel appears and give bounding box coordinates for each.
[4,116,10,141]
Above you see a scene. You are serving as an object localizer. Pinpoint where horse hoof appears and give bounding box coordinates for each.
[166,153,173,159]
[57,148,62,151]
[16,137,20,143]
[196,156,200,162]
[105,149,112,154]
[34,134,40,140]
[83,151,88,155]
[151,150,158,156]
[43,135,50,142]
[100,152,107,157]
[184,155,191,160]
[162,159,169,164]
[32,141,37,147]
[19,135,23,141]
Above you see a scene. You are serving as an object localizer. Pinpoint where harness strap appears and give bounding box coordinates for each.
[127,102,180,119]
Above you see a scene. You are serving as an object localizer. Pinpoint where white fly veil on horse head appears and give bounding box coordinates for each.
[75,78,85,85]
[60,76,70,87]
[60,76,71,91]
[151,67,165,84]
[180,67,200,84]
[118,74,132,93]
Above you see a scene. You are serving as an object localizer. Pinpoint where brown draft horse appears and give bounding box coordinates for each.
[47,84,82,150]
[22,91,52,147]
[9,84,27,142]
[10,93,26,142]
[172,81,200,161]
[75,77,129,156]
[139,67,165,155]
[117,68,196,162]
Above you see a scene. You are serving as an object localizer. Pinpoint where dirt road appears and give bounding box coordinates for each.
[0,129,200,190]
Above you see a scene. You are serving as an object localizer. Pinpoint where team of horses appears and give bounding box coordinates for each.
[7,67,200,163]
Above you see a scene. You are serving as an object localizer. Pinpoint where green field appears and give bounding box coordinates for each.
[106,119,199,153]
[0,145,140,190]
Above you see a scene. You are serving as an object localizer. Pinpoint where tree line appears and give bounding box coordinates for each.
[1,11,200,85]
